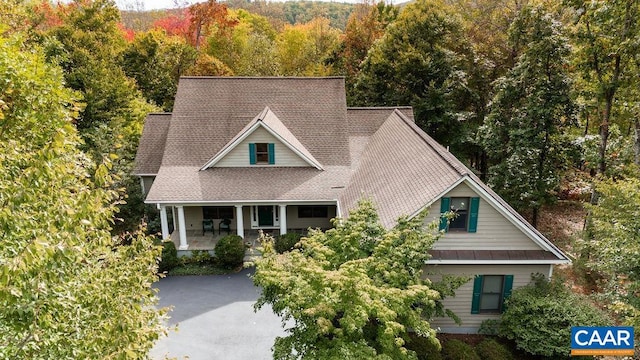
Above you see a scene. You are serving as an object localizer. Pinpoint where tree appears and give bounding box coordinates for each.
[577,179,640,328]
[0,34,164,359]
[187,0,237,49]
[565,0,640,175]
[122,29,197,111]
[480,6,575,227]
[253,200,463,359]
[352,0,471,155]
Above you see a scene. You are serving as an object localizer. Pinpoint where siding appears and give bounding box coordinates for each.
[216,127,310,167]
[423,264,551,333]
[141,176,155,196]
[425,183,542,251]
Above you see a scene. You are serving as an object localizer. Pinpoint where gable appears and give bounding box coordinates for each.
[215,127,310,167]
[425,182,541,251]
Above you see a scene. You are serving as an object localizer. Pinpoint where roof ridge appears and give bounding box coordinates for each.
[392,109,469,177]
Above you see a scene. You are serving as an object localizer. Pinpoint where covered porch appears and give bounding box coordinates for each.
[158,202,337,250]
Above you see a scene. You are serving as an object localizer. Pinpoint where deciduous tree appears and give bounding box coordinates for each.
[253,200,463,359]
[480,6,575,227]
[0,34,164,359]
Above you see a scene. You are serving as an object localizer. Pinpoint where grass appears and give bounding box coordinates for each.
[167,263,233,276]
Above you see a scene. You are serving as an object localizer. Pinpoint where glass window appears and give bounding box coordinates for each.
[202,206,234,219]
[256,143,269,163]
[449,197,469,230]
[298,206,329,218]
[480,275,504,313]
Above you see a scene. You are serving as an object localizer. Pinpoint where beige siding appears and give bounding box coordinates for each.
[424,264,551,333]
[424,182,542,250]
[141,176,155,196]
[286,205,336,230]
[216,127,309,167]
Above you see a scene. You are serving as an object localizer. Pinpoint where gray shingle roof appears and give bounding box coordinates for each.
[133,113,171,175]
[135,77,567,262]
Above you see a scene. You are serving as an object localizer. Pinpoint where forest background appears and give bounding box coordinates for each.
[1,0,639,357]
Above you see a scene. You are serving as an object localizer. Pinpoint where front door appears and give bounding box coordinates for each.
[258,206,274,226]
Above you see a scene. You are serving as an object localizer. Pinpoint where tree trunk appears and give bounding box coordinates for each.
[634,118,640,166]
[598,93,613,175]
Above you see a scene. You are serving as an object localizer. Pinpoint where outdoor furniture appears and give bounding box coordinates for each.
[219,218,231,234]
[202,219,214,235]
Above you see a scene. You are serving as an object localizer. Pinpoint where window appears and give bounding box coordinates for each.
[249,143,275,164]
[439,196,480,233]
[202,206,234,219]
[471,275,513,314]
[448,197,468,230]
[298,206,328,218]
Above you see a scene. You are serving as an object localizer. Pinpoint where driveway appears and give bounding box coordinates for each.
[150,268,287,360]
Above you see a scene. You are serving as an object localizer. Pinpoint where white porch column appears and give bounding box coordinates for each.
[279,205,287,235]
[235,205,244,238]
[160,206,169,240]
[176,205,188,250]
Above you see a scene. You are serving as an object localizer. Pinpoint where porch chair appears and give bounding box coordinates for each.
[219,218,231,235]
[202,219,214,235]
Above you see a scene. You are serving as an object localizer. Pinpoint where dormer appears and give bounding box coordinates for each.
[200,107,323,170]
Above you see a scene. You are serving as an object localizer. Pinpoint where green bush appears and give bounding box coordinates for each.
[157,240,178,273]
[478,319,500,336]
[441,339,480,360]
[180,250,213,265]
[499,273,611,359]
[405,333,442,360]
[215,234,245,269]
[274,232,303,253]
[474,338,513,360]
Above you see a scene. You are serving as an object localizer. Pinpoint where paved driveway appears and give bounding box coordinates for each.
[150,268,286,360]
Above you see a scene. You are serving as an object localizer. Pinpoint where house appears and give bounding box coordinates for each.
[134,76,570,333]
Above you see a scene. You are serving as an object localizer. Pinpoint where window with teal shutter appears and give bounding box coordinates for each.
[471,275,514,314]
[439,197,450,231]
[249,143,256,164]
[268,143,275,164]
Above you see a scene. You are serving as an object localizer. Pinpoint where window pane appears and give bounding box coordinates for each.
[256,143,269,163]
[483,276,503,293]
[218,207,234,219]
[450,197,468,211]
[298,206,313,218]
[256,143,268,152]
[449,213,467,229]
[480,294,501,310]
[313,206,328,217]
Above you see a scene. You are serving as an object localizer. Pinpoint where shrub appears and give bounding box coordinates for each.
[157,240,178,272]
[478,319,500,336]
[499,273,611,358]
[215,234,245,269]
[441,339,480,360]
[474,338,513,360]
[406,333,442,360]
[180,250,213,265]
[274,232,303,253]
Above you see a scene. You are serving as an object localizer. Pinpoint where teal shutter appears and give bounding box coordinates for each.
[268,143,275,164]
[249,143,256,164]
[471,275,483,314]
[501,275,514,313]
[439,197,450,231]
[468,197,480,233]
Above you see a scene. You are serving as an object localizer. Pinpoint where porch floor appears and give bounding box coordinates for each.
[169,229,283,251]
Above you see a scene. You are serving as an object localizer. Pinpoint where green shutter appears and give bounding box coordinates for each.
[439,197,450,231]
[249,143,256,164]
[471,275,483,314]
[468,197,480,233]
[268,143,275,164]
[501,275,514,313]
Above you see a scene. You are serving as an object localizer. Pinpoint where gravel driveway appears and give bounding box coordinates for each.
[150,268,286,360]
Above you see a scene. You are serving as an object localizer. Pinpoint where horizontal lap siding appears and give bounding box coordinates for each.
[216,127,309,167]
[424,264,550,332]
[425,183,541,250]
